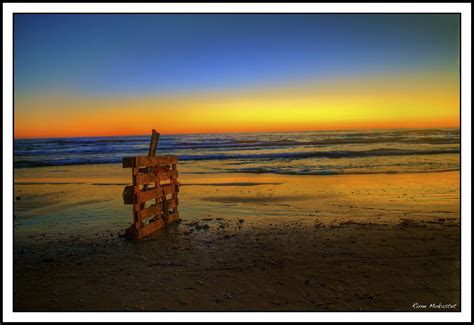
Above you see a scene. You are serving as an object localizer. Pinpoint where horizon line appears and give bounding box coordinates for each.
[13,125,461,140]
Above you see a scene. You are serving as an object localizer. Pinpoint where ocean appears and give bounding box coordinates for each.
[14,128,460,175]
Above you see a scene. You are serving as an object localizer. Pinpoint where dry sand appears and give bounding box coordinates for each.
[13,165,460,311]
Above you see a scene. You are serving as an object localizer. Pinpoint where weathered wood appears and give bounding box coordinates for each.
[124,178,178,205]
[122,185,135,204]
[122,131,179,240]
[136,198,178,221]
[139,216,166,237]
[148,129,160,157]
[137,211,179,238]
[134,168,177,185]
[123,155,178,168]
[170,162,179,216]
[140,130,160,210]
[129,184,176,205]
[134,173,155,186]
[131,167,140,225]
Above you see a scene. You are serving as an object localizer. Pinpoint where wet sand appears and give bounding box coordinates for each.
[13,165,460,311]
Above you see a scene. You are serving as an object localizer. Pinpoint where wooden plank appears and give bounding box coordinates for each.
[122,185,135,204]
[136,203,162,222]
[162,183,177,197]
[136,198,178,221]
[136,187,159,204]
[170,162,179,218]
[123,155,178,168]
[124,180,179,205]
[138,155,177,167]
[122,157,136,168]
[148,129,160,157]
[134,173,155,186]
[166,210,179,224]
[138,217,166,238]
[140,130,160,210]
[131,168,140,225]
[135,184,177,204]
[137,211,180,239]
[134,168,177,185]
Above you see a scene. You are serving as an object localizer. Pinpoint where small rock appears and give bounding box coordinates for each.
[15,196,21,201]
[238,219,245,224]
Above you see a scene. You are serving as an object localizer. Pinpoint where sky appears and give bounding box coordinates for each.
[14,14,460,138]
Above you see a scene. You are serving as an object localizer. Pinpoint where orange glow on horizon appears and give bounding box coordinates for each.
[14,118,460,139]
[14,70,460,139]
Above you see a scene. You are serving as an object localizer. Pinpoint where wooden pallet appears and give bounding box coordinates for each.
[122,155,179,240]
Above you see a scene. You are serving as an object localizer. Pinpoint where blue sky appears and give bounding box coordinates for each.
[14,14,459,97]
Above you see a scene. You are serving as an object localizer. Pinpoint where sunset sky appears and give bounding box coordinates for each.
[14,14,460,138]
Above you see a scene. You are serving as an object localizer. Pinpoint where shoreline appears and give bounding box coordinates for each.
[13,163,461,184]
[14,169,461,182]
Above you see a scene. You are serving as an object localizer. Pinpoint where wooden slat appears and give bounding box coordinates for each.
[136,187,159,204]
[162,183,177,196]
[134,169,178,185]
[123,155,178,168]
[136,198,178,221]
[123,183,176,205]
[137,211,180,239]
[148,129,160,157]
[138,215,166,237]
[134,173,155,186]
[122,157,135,168]
[135,184,177,204]
[170,162,179,219]
[122,185,135,204]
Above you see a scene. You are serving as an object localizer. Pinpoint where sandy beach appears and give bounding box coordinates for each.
[13,165,460,311]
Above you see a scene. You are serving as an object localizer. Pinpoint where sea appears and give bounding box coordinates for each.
[14,128,460,176]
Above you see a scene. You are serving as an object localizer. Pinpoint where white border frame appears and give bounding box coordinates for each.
[3,2,471,323]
